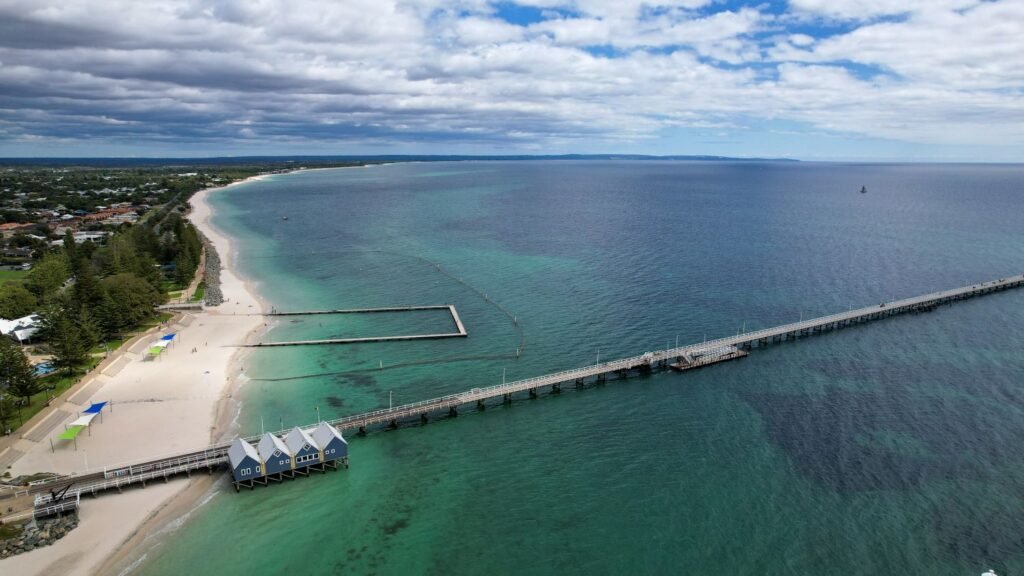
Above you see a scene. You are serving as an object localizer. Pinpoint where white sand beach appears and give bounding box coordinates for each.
[0,177,268,576]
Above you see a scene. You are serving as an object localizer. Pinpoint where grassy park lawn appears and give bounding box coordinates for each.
[88,312,174,355]
[190,282,206,302]
[9,311,174,432]
[0,269,28,287]
[8,372,83,431]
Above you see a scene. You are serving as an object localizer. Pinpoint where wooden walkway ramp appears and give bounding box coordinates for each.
[24,274,1024,505]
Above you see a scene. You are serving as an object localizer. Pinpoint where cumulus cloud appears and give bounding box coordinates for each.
[788,0,979,21]
[0,0,1020,157]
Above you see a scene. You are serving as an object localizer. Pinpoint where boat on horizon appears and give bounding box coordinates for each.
[860,185,867,194]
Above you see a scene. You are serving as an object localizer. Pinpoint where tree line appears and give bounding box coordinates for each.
[1,207,203,379]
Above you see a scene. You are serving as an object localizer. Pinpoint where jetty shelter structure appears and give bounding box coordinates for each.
[311,421,348,468]
[228,438,262,488]
[284,427,321,472]
[225,426,349,491]
[257,432,292,480]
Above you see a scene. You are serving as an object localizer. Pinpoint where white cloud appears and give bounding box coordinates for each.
[0,0,1020,157]
[787,0,980,20]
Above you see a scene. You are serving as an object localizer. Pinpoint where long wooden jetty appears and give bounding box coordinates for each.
[20,274,1024,513]
[246,304,468,347]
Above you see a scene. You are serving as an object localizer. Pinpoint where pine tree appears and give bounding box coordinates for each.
[63,230,80,271]
[71,258,105,312]
[49,315,88,375]
[175,250,194,286]
[75,308,101,353]
[0,336,38,404]
[96,290,127,338]
[0,393,17,433]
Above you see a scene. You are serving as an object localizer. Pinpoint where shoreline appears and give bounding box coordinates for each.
[0,173,271,576]
[96,175,277,575]
[94,165,378,574]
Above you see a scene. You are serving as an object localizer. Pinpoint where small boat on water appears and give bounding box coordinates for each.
[860,185,867,194]
[281,216,289,220]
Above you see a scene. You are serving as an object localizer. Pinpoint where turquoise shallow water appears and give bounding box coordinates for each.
[135,161,1024,575]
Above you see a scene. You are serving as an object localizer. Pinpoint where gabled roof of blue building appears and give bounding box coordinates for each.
[310,421,345,449]
[284,426,319,454]
[257,432,290,462]
[228,437,259,468]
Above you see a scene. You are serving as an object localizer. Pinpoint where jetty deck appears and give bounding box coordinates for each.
[267,305,454,316]
[246,304,468,347]
[20,274,1024,509]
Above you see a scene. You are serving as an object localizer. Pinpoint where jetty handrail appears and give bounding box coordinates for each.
[35,456,228,505]
[12,492,82,521]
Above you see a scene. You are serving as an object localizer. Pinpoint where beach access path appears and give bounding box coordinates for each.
[0,177,268,576]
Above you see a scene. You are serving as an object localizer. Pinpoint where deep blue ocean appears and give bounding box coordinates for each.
[133,161,1024,575]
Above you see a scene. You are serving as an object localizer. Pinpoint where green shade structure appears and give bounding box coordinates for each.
[58,425,85,440]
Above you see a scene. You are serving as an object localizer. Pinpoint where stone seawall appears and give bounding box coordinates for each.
[0,514,79,559]
[199,231,224,306]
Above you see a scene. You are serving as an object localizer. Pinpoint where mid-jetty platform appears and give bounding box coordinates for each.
[15,274,1024,516]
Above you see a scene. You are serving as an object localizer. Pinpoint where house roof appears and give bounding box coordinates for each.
[257,432,290,462]
[0,314,40,338]
[227,438,259,468]
[0,222,34,230]
[310,421,345,449]
[284,426,319,454]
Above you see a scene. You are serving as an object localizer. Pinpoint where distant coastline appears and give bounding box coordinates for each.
[0,154,800,167]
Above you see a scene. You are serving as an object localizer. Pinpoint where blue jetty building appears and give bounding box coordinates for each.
[311,421,349,469]
[228,438,262,488]
[227,424,350,490]
[258,432,293,480]
[285,427,322,473]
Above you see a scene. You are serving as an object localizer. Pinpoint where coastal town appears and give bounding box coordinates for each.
[0,160,365,573]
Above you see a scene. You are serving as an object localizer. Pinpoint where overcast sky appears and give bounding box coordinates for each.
[1,0,1022,160]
